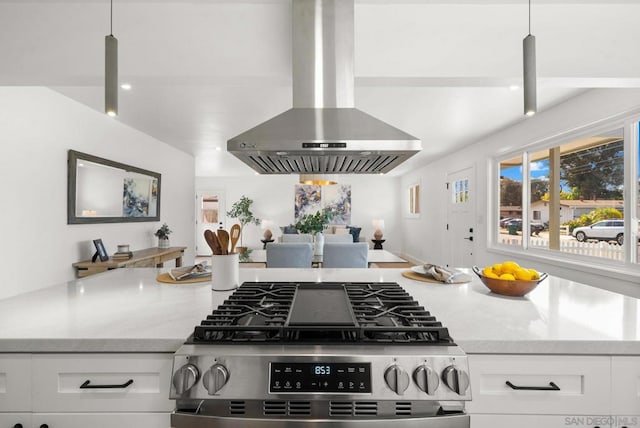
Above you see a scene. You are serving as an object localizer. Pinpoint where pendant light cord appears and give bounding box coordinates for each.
[109,0,113,36]
[528,0,531,35]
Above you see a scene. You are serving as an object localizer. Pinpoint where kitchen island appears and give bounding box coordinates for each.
[0,267,636,354]
[0,268,638,427]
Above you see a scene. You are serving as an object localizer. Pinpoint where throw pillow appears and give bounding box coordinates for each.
[347,226,361,243]
[283,225,298,234]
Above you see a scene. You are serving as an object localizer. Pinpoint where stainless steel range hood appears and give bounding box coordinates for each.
[227,0,421,175]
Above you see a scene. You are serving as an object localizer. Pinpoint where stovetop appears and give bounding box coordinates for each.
[187,282,454,345]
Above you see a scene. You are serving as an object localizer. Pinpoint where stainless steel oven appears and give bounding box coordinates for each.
[170,282,471,427]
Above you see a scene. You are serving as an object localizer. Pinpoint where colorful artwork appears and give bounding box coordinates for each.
[322,184,351,224]
[122,177,153,217]
[294,184,351,224]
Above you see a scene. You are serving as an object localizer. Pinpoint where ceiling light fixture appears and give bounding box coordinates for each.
[299,174,337,186]
[105,0,118,117]
[523,0,536,116]
[120,83,131,90]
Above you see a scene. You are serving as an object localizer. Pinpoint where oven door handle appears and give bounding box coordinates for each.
[79,379,134,389]
[505,380,560,391]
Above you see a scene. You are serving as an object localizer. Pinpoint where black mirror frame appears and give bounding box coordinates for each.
[67,150,161,224]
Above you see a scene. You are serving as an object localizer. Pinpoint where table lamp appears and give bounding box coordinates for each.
[372,219,385,240]
[261,219,274,241]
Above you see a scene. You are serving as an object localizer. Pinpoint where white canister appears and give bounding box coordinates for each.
[211,252,239,291]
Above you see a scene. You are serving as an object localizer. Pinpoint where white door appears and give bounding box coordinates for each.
[195,190,225,256]
[446,166,476,268]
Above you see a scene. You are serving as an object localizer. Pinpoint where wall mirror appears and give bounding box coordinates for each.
[68,150,161,224]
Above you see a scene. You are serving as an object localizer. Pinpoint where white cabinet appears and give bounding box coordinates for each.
[0,413,31,428]
[611,356,640,418]
[0,353,173,428]
[0,355,31,413]
[467,354,612,428]
[31,354,173,413]
[467,354,610,415]
[31,412,170,428]
[471,414,611,428]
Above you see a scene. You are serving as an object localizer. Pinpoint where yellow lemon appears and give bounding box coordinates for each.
[514,268,533,281]
[484,271,499,279]
[492,263,502,275]
[482,266,494,276]
[501,261,520,274]
[528,268,540,280]
[499,273,516,281]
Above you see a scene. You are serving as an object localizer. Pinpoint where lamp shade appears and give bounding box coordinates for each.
[372,219,385,230]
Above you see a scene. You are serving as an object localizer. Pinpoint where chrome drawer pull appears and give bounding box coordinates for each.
[79,379,134,389]
[506,380,560,391]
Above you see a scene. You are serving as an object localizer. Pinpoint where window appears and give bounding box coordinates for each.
[407,183,420,217]
[494,123,639,267]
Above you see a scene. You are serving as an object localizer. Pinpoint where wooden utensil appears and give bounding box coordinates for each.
[204,229,223,255]
[217,229,230,255]
[229,224,241,254]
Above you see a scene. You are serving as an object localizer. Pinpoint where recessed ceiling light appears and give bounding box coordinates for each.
[215,147,222,151]
[106,110,117,117]
[120,83,132,90]
[509,85,520,91]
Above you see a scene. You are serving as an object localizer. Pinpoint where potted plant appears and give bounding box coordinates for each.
[226,195,260,253]
[295,209,334,255]
[154,223,172,249]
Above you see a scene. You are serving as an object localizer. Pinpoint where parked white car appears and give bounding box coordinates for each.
[572,219,624,245]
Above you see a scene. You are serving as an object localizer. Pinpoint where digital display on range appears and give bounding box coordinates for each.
[270,362,371,393]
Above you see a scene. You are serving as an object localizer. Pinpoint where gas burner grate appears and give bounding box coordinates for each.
[189,281,454,345]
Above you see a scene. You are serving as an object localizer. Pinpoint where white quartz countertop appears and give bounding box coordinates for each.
[0,268,639,355]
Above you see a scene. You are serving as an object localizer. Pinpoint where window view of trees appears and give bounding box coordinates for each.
[497,128,637,264]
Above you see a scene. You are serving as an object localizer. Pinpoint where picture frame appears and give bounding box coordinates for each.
[92,238,109,262]
[68,150,161,224]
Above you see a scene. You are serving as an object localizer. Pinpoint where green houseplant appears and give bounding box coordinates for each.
[226,195,260,250]
[154,223,172,248]
[295,209,333,235]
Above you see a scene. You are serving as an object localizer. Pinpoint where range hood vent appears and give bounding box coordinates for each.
[227,0,421,175]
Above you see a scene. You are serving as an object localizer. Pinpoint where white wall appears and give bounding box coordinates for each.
[0,87,195,300]
[196,174,402,253]
[401,88,640,296]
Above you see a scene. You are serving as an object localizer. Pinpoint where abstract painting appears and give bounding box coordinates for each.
[123,177,153,217]
[294,184,351,224]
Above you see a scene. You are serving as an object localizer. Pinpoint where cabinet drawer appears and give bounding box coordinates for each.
[466,354,610,415]
[32,354,173,412]
[0,354,31,412]
[471,414,612,428]
[611,356,640,415]
[32,412,170,428]
[0,413,31,428]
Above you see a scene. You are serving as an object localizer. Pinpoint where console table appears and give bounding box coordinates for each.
[73,246,186,278]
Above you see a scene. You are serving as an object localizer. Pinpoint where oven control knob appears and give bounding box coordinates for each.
[384,365,410,395]
[172,364,200,395]
[203,364,229,395]
[413,365,440,394]
[442,365,470,395]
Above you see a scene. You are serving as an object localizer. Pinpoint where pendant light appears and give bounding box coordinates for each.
[299,174,337,186]
[105,0,118,117]
[523,0,536,116]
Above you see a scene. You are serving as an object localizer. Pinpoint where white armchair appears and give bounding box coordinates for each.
[322,243,368,268]
[281,234,313,243]
[324,234,353,243]
[266,243,313,268]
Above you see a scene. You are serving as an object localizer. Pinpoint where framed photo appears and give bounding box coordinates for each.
[92,239,109,262]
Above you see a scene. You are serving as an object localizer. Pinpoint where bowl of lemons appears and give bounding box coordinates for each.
[472,261,547,297]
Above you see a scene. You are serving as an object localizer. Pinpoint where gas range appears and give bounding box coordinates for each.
[170,282,471,428]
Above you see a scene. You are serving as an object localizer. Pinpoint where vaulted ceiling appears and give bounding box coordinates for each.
[1,0,638,177]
